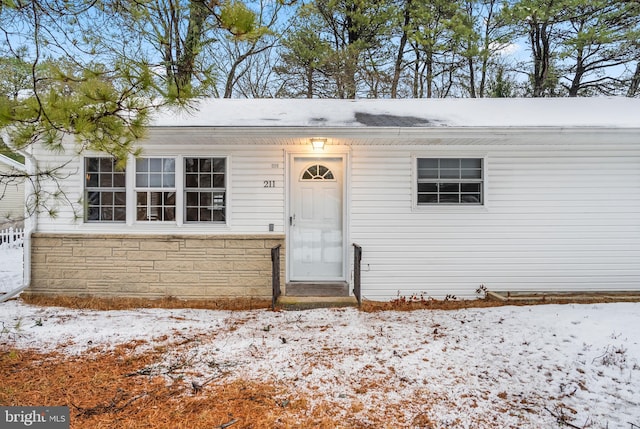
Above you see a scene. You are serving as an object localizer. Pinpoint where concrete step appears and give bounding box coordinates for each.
[276,295,359,310]
[285,281,349,297]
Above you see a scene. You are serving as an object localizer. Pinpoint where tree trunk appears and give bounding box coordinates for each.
[175,0,210,94]
[627,62,640,97]
[391,0,411,98]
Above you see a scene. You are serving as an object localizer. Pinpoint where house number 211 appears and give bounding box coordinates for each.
[263,180,276,188]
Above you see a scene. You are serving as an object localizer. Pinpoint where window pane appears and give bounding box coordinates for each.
[440,169,460,179]
[136,173,148,187]
[461,183,481,193]
[150,173,162,187]
[199,174,212,188]
[418,194,437,204]
[212,210,225,222]
[164,207,175,221]
[461,194,481,203]
[461,159,481,168]
[136,158,148,172]
[418,159,438,169]
[200,208,212,221]
[440,159,459,169]
[87,207,100,221]
[137,207,147,221]
[114,192,126,205]
[114,207,126,221]
[101,207,113,221]
[200,158,212,172]
[185,174,198,188]
[213,158,225,172]
[163,158,175,172]
[440,183,460,193]
[164,192,176,205]
[440,194,459,203]
[418,183,437,193]
[186,192,198,206]
[461,169,482,179]
[185,158,198,173]
[150,158,162,172]
[136,192,147,205]
[113,172,126,187]
[102,192,113,205]
[86,158,99,172]
[213,174,224,188]
[164,173,175,187]
[200,192,212,206]
[87,191,100,205]
[99,174,113,187]
[86,173,98,187]
[186,208,198,221]
[418,168,438,179]
[100,158,113,172]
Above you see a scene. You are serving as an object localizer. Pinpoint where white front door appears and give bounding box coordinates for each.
[290,157,344,281]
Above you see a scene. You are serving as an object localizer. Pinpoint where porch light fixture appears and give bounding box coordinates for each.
[310,138,326,151]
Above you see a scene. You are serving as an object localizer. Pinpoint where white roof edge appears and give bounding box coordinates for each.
[150,98,640,128]
[0,153,25,171]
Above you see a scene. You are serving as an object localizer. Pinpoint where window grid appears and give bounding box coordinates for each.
[135,157,176,222]
[85,157,126,222]
[417,158,483,205]
[184,157,226,223]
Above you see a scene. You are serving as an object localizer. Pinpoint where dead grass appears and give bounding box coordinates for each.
[0,344,332,428]
[21,294,272,311]
[20,293,638,313]
[0,344,433,428]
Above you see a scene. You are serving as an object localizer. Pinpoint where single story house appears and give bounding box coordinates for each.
[20,98,640,302]
[0,154,25,228]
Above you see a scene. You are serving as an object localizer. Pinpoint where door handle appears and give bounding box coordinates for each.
[289,214,295,226]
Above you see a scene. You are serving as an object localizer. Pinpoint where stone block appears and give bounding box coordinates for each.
[140,241,180,251]
[225,239,264,249]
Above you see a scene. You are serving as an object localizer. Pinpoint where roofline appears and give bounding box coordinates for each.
[147,125,640,139]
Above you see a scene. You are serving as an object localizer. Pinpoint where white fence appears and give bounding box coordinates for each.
[0,227,24,249]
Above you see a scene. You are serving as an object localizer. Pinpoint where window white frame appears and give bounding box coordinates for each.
[184,157,227,223]
[135,157,177,222]
[84,157,126,223]
[412,154,488,210]
[83,154,230,226]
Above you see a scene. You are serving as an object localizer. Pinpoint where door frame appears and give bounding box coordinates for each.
[285,149,350,283]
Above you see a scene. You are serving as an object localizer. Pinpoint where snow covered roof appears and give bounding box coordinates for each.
[151,97,640,128]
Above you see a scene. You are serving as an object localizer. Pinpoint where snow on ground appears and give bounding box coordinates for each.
[1,247,639,428]
[0,245,23,294]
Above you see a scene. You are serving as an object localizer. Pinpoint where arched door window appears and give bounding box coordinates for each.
[300,164,335,181]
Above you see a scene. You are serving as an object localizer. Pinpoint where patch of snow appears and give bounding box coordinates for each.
[151,98,640,128]
[1,247,639,427]
[0,246,23,294]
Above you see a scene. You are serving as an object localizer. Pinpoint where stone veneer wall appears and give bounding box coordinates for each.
[28,233,285,299]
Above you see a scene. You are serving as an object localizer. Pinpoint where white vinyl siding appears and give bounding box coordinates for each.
[32,133,640,300]
[351,147,640,299]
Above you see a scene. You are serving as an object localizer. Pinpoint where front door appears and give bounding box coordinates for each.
[289,157,344,281]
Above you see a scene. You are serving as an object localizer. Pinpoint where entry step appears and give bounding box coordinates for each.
[277,295,358,310]
[285,281,349,297]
